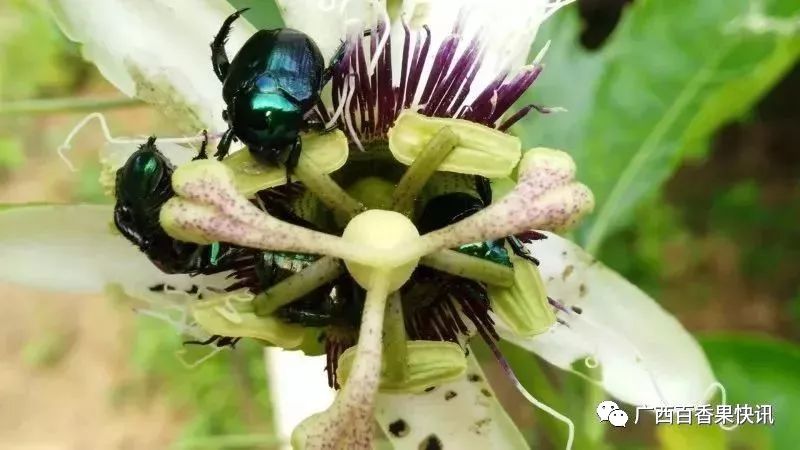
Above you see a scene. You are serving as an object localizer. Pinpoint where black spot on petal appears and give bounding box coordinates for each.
[419,434,442,450]
[388,419,410,438]
[444,390,457,401]
[424,386,437,393]
[480,388,492,398]
[471,418,492,435]
[468,374,481,382]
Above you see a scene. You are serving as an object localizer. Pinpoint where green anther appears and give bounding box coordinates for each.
[223,130,349,197]
[392,126,459,216]
[382,292,409,382]
[421,249,515,287]
[192,294,306,349]
[253,256,344,316]
[336,340,467,393]
[388,110,521,178]
[486,249,556,337]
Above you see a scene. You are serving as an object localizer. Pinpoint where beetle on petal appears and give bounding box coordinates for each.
[211,8,344,177]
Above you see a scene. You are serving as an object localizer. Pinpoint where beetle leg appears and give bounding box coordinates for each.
[506,235,540,266]
[321,42,346,86]
[211,8,249,82]
[113,205,149,250]
[214,127,235,160]
[183,335,221,346]
[193,129,209,160]
[321,29,372,85]
[280,308,334,328]
[305,116,339,134]
[284,137,302,183]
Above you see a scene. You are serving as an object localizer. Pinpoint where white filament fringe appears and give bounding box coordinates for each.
[513,379,575,450]
[342,76,363,150]
[325,74,354,129]
[57,112,211,171]
[176,346,224,369]
[704,381,742,431]
[367,8,392,75]
[532,40,552,65]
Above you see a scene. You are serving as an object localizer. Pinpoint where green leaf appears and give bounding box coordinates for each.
[517,0,800,253]
[657,424,726,450]
[129,315,276,443]
[0,137,24,169]
[701,334,800,450]
[228,0,283,29]
[0,0,81,100]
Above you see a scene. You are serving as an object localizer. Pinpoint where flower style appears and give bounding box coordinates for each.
[0,1,718,449]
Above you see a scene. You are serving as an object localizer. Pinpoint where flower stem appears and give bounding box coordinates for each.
[253,256,343,316]
[293,154,366,220]
[0,96,142,116]
[382,291,409,382]
[421,249,515,287]
[392,126,458,215]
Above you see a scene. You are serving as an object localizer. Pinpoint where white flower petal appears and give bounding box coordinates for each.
[49,0,256,130]
[278,0,573,100]
[264,348,335,446]
[403,0,559,66]
[374,353,529,450]
[500,232,715,407]
[276,0,386,61]
[0,204,196,294]
[403,0,573,103]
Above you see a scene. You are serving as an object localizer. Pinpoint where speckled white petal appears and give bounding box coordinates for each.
[48,0,256,130]
[500,232,715,407]
[264,348,335,446]
[0,204,199,294]
[374,353,529,450]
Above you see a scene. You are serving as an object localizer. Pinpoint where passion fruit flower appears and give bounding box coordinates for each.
[0,0,718,449]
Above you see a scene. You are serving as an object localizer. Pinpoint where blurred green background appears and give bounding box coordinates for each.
[0,0,798,448]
